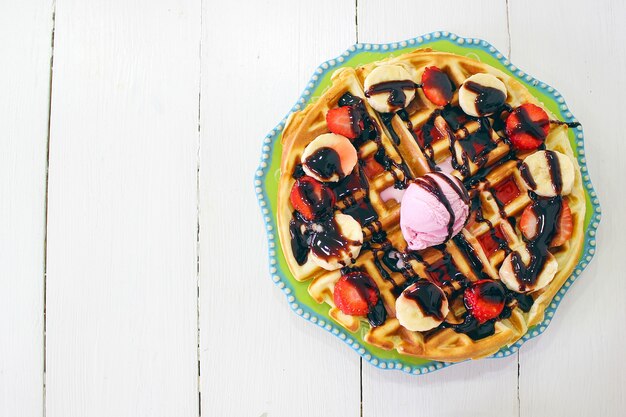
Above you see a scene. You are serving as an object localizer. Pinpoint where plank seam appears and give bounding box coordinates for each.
[197,1,203,416]
[42,1,57,416]
[505,0,512,59]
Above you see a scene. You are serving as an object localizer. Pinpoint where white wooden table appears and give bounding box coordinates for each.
[1,1,624,416]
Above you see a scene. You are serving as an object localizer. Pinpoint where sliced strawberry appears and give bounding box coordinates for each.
[463,280,506,324]
[289,176,336,221]
[333,272,379,316]
[519,200,573,247]
[421,66,454,106]
[551,200,573,246]
[519,204,538,240]
[326,106,363,139]
[505,103,550,150]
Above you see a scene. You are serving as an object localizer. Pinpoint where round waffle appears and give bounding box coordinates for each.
[277,49,585,362]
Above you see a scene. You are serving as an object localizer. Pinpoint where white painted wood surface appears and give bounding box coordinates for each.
[509,1,626,416]
[0,2,52,416]
[198,2,360,416]
[45,1,200,416]
[1,0,624,416]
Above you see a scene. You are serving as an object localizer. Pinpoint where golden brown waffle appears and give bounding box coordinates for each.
[277,49,585,362]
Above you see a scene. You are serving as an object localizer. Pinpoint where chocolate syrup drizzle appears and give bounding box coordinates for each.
[510,193,562,291]
[364,80,417,110]
[341,269,387,327]
[404,280,446,321]
[464,81,506,116]
[303,147,345,180]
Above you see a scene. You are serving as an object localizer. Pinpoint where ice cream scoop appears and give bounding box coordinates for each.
[400,172,470,250]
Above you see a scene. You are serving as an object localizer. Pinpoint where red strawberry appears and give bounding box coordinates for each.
[520,200,573,247]
[289,176,336,221]
[463,280,506,324]
[421,66,454,106]
[551,200,573,247]
[333,272,379,316]
[326,106,363,139]
[505,103,550,150]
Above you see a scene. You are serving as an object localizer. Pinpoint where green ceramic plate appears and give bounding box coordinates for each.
[254,32,601,374]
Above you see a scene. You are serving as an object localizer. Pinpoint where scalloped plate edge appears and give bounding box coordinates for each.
[253,31,602,375]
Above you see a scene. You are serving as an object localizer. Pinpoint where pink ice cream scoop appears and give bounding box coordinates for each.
[400,172,470,250]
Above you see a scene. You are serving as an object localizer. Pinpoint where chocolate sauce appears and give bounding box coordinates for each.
[441,105,471,131]
[335,93,380,148]
[510,194,562,291]
[331,168,368,200]
[342,197,378,226]
[364,80,417,110]
[452,234,486,279]
[464,81,506,116]
[545,150,563,194]
[457,119,497,168]
[289,214,309,265]
[309,216,361,266]
[294,177,335,219]
[367,297,387,327]
[380,113,401,145]
[304,147,344,180]
[446,315,495,340]
[292,164,305,179]
[519,162,537,190]
[511,106,549,140]
[549,120,581,129]
[404,280,446,321]
[506,291,534,312]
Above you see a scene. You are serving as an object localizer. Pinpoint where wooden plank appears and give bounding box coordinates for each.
[198,1,360,416]
[0,2,53,416]
[45,1,201,416]
[509,1,626,416]
[357,1,520,416]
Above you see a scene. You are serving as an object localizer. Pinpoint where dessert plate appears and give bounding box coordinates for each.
[254,32,600,374]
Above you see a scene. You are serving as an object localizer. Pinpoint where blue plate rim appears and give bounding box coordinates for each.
[253,31,602,375]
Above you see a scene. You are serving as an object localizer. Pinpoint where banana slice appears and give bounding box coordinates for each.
[520,150,575,197]
[499,250,558,293]
[395,280,449,331]
[459,73,507,117]
[301,133,358,182]
[309,213,363,270]
[363,64,417,113]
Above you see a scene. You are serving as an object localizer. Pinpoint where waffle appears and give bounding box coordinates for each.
[277,49,585,362]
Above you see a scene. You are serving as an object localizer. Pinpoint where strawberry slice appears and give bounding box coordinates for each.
[505,103,550,150]
[289,176,336,221]
[463,280,506,324]
[551,200,573,246]
[520,200,573,247]
[333,272,379,316]
[421,66,454,106]
[326,106,363,139]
